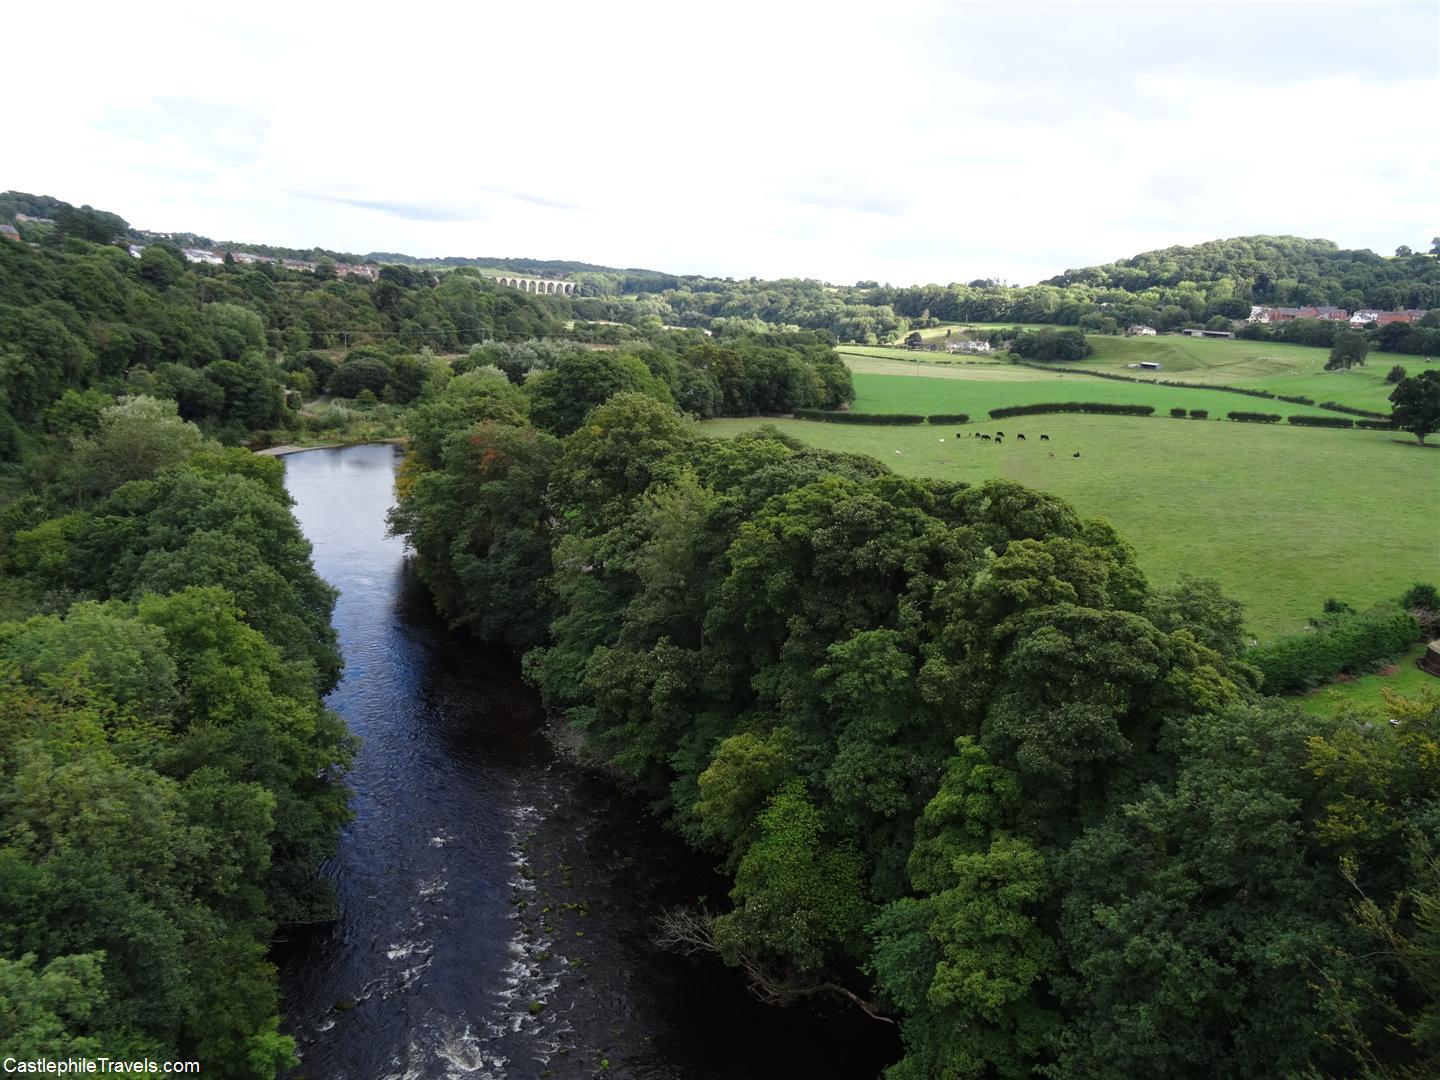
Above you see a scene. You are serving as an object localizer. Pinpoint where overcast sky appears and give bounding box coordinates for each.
[6,0,1437,285]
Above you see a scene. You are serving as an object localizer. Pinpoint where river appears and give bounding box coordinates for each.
[278,444,899,1079]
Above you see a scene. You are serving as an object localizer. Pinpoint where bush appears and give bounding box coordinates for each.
[1189,409,1208,419]
[1399,583,1439,611]
[1355,419,1399,431]
[1249,609,1419,693]
[987,402,1156,420]
[1275,394,1316,406]
[925,413,970,425]
[1320,401,1387,419]
[1227,411,1282,423]
[1170,407,1187,418]
[792,409,925,425]
[1287,415,1354,428]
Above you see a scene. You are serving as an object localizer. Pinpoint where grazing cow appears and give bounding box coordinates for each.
[1073,451,1081,458]
[996,431,1005,438]
[981,434,991,441]
[938,438,945,443]
[895,450,903,456]
[1048,452,1055,458]
[956,432,964,439]
[1040,434,1049,441]
[1016,434,1026,440]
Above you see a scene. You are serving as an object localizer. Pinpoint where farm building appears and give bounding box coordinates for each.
[1139,361,1162,370]
[1180,328,1236,339]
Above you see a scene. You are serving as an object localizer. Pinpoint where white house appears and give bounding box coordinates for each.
[1350,310,1383,327]
[1127,325,1157,336]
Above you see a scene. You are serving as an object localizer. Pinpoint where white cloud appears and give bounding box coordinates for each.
[5,0,1436,283]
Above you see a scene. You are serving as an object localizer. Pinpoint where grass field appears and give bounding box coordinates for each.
[703,414,1440,642]
[1300,644,1440,716]
[865,329,1435,413]
[842,358,1344,419]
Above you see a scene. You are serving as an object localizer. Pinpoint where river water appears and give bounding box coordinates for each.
[278,444,898,1079]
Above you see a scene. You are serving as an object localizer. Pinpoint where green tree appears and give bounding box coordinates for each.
[1326,329,1370,370]
[1389,369,1440,445]
[523,350,673,435]
[72,396,205,496]
[1387,364,1409,383]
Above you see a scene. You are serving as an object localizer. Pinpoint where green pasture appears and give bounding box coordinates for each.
[702,414,1440,642]
[856,330,1430,413]
[1080,334,1432,412]
[844,363,1341,419]
[910,322,1057,341]
[1300,643,1440,717]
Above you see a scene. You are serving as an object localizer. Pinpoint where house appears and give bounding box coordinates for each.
[1127,325,1157,336]
[1249,306,1272,322]
[1350,310,1383,326]
[1375,309,1430,326]
[0,224,20,242]
[14,213,54,224]
[1269,306,1349,324]
[947,339,992,354]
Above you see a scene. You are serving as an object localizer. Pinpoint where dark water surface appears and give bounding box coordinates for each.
[278,445,898,1079]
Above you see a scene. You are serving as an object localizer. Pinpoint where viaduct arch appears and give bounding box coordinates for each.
[492,275,577,295]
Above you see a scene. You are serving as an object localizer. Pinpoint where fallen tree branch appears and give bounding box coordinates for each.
[655,906,896,1026]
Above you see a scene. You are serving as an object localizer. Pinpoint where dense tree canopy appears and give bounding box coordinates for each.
[0,406,351,1075]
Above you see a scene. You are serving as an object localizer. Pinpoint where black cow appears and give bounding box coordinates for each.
[995,431,1005,438]
[1016,434,1026,440]
[1073,451,1081,458]
[1040,434,1049,441]
[981,434,992,441]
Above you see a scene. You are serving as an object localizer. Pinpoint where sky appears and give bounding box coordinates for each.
[5,0,1438,286]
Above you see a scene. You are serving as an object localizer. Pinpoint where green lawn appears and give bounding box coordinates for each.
[844,362,1343,419]
[703,414,1440,641]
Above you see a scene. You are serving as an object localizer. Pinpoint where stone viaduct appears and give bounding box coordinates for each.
[492,275,577,295]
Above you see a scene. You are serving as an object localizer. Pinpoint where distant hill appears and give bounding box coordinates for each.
[1043,235,1439,307]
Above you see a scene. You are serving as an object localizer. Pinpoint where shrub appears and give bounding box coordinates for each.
[925,413,970,425]
[1400,583,1440,611]
[1320,401,1387,419]
[1189,409,1208,419]
[987,402,1156,420]
[1287,415,1354,428]
[1275,394,1316,406]
[1355,419,1399,431]
[1170,407,1188,418]
[1249,609,1419,693]
[1227,411,1282,423]
[792,409,925,425]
